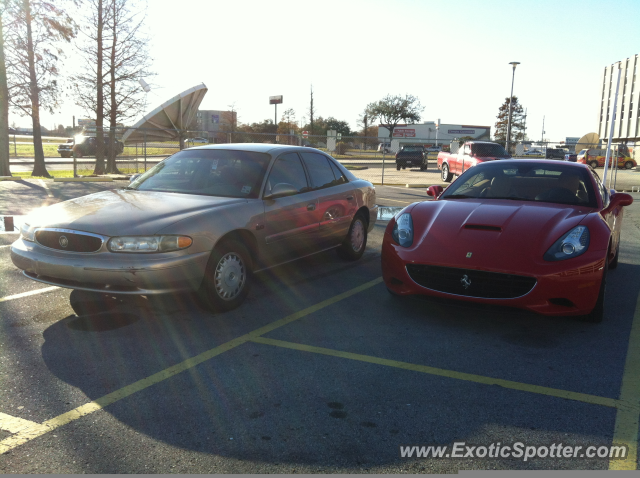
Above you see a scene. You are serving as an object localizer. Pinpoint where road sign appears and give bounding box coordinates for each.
[269,95,283,105]
[302,131,309,138]
[78,118,95,126]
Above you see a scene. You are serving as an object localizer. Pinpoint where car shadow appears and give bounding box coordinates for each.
[37,257,640,469]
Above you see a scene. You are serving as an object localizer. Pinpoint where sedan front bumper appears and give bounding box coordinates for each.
[11,238,210,295]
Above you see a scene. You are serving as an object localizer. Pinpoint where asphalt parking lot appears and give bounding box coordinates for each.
[1,179,640,472]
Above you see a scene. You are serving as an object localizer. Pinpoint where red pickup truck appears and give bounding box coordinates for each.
[437,141,511,182]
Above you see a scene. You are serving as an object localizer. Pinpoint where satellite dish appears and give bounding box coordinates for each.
[122,83,207,143]
[138,79,151,93]
[575,132,600,153]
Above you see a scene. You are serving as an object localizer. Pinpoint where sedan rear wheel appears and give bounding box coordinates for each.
[337,213,367,261]
[441,163,453,182]
[198,239,251,312]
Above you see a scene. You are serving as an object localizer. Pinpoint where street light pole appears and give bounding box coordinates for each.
[505,61,520,154]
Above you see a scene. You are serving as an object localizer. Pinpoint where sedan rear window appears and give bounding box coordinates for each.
[129,149,270,198]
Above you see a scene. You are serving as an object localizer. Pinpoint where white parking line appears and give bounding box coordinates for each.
[37,179,54,198]
[0,286,59,303]
[0,245,11,248]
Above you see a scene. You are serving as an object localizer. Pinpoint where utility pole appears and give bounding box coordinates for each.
[506,61,520,153]
[541,116,545,150]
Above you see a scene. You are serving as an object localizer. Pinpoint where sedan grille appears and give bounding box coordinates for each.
[35,229,103,253]
[405,264,536,299]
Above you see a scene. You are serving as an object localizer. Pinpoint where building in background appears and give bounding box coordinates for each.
[377,122,490,146]
[597,53,639,143]
[195,109,236,141]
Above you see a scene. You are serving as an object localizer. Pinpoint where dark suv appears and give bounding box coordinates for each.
[58,136,124,158]
[545,148,566,160]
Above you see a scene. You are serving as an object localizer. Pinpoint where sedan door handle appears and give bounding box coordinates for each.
[307,203,316,211]
[346,195,354,200]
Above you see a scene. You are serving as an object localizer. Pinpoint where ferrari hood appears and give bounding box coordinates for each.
[409,199,591,270]
[25,189,246,236]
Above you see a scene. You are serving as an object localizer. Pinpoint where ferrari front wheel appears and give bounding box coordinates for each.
[578,256,608,323]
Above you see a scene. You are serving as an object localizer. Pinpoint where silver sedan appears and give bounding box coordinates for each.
[11,144,378,313]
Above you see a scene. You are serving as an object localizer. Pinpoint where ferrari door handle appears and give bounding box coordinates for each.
[346,195,354,200]
[307,203,316,211]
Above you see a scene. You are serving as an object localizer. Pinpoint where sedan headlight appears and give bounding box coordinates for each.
[108,235,193,253]
[544,226,589,261]
[392,213,414,247]
[20,223,35,242]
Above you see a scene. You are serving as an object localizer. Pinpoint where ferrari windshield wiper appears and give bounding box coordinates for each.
[444,194,475,199]
[490,196,532,201]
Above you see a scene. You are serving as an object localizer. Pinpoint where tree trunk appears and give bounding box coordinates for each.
[105,0,119,174]
[24,0,50,178]
[0,12,11,176]
[93,0,105,175]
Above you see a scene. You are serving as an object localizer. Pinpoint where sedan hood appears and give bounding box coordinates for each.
[409,199,591,271]
[26,189,246,236]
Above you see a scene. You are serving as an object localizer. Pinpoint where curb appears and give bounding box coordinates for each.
[0,176,23,181]
[53,177,113,182]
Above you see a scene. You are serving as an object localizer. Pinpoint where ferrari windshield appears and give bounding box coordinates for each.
[128,149,270,198]
[441,162,598,207]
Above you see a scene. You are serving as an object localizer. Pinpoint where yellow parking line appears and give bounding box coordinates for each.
[610,291,640,470]
[0,276,383,455]
[0,286,59,303]
[0,412,47,435]
[250,336,623,410]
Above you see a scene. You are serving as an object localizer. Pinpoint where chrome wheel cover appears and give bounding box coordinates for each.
[214,252,246,301]
[350,219,365,252]
[442,165,448,180]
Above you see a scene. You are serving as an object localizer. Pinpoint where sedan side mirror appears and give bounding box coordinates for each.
[264,183,299,200]
[427,185,444,199]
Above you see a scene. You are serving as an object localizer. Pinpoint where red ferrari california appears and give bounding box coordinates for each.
[381,160,633,322]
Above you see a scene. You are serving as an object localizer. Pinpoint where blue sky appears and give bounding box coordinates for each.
[22,0,640,141]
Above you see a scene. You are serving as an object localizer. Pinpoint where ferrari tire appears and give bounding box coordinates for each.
[609,244,619,270]
[337,213,367,261]
[441,163,453,182]
[624,161,633,170]
[578,255,608,323]
[197,239,252,312]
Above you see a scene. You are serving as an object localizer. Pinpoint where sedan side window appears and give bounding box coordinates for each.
[300,152,337,190]
[265,153,309,196]
[328,160,348,185]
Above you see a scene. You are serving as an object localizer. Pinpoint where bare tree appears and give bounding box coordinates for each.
[104,0,152,173]
[6,0,76,177]
[365,94,423,144]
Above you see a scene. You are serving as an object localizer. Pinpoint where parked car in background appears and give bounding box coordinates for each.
[576,148,636,169]
[383,160,633,323]
[545,148,566,160]
[12,144,378,314]
[187,137,208,144]
[437,141,511,182]
[522,149,543,156]
[564,153,577,162]
[395,145,428,171]
[57,135,124,158]
[425,146,442,152]
[378,142,392,153]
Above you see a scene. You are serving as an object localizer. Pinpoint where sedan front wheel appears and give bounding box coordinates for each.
[198,239,252,312]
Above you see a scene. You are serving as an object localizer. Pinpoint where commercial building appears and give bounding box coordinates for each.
[597,53,639,143]
[378,122,491,147]
[195,109,236,140]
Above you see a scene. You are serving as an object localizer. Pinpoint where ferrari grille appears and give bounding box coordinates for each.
[405,264,536,299]
[35,230,103,253]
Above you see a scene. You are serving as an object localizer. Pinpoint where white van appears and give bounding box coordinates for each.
[378,142,391,153]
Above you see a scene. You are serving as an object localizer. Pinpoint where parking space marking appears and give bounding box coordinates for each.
[0,245,11,248]
[37,179,54,198]
[0,412,46,435]
[250,336,623,410]
[378,197,414,204]
[0,286,59,303]
[0,277,383,455]
[610,291,640,470]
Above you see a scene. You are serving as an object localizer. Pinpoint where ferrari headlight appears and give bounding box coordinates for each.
[392,213,414,247]
[544,226,589,261]
[20,223,35,242]
[108,235,192,253]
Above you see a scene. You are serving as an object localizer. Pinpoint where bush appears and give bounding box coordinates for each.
[335,142,348,155]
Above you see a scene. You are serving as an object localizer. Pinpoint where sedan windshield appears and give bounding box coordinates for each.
[128,149,270,198]
[440,162,598,207]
